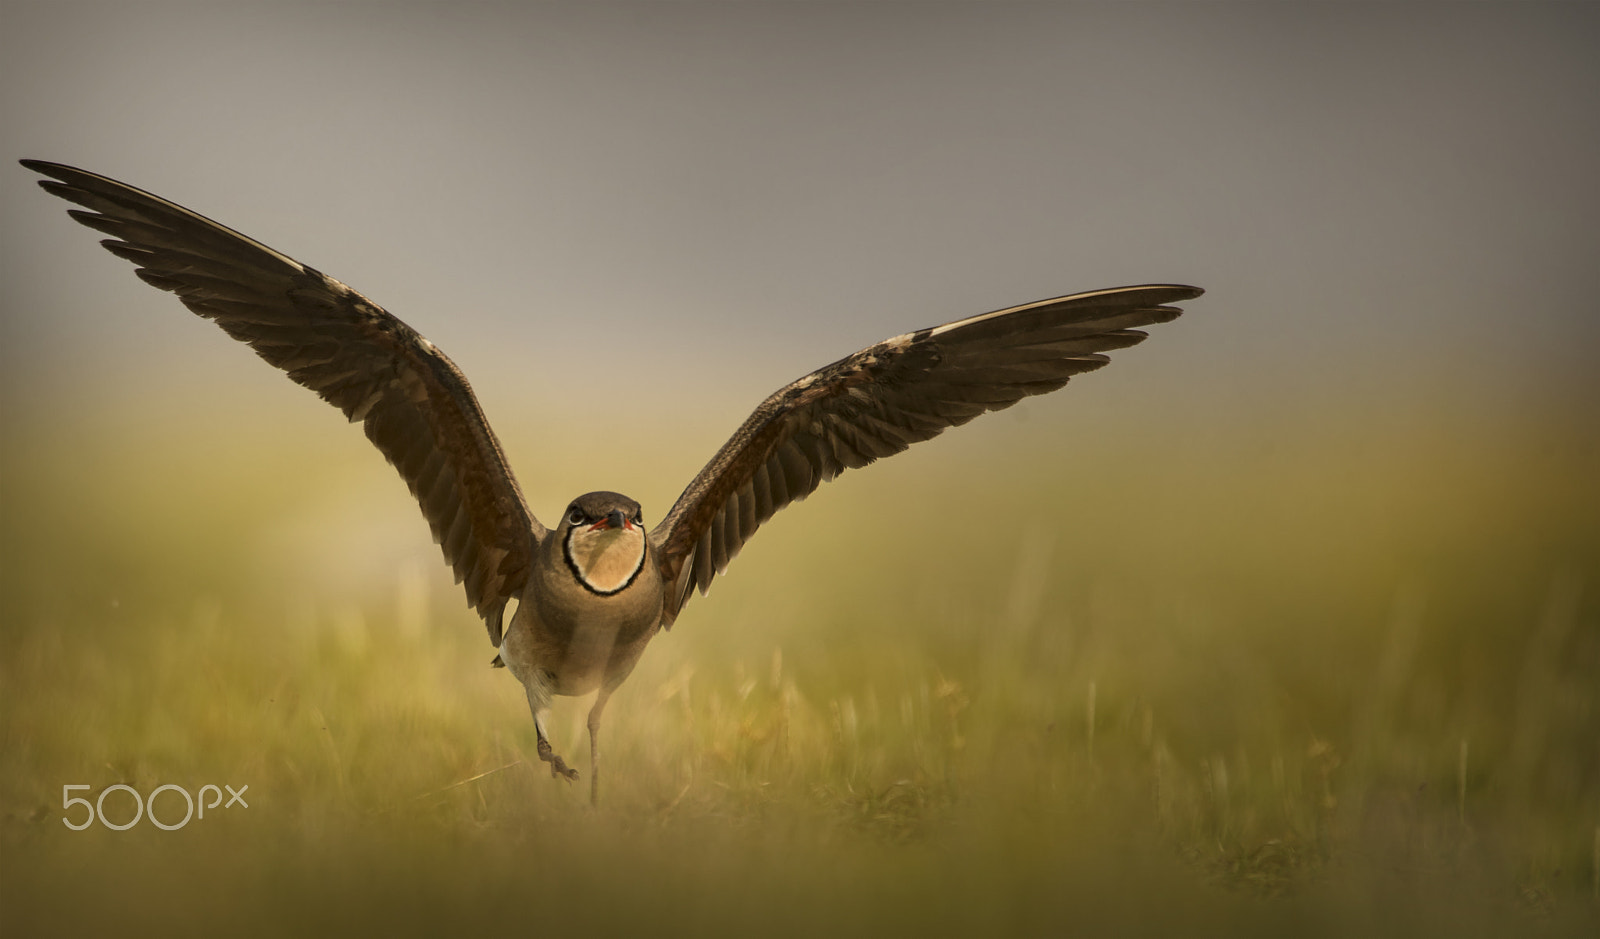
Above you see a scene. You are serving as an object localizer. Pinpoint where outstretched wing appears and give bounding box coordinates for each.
[649,284,1201,627]
[23,160,540,645]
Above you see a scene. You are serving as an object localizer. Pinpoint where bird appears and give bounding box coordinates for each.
[22,159,1201,804]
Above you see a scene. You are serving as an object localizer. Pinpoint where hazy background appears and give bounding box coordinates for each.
[4,2,1597,439]
[2,2,1597,935]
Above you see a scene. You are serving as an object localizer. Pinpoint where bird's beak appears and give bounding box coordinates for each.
[588,511,636,534]
[591,509,631,532]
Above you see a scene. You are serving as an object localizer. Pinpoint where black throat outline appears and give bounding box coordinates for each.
[562,525,647,597]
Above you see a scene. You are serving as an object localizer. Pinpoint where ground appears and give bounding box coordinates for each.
[2,394,1595,937]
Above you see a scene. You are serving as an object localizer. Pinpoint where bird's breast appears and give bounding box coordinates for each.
[508,535,665,696]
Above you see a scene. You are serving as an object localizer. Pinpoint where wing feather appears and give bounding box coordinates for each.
[24,160,540,645]
[649,284,1201,627]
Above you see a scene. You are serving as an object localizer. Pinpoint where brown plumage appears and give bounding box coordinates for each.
[23,159,1201,804]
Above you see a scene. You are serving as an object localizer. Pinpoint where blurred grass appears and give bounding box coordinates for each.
[1,388,1597,937]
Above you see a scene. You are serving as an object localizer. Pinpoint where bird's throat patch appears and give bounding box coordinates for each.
[563,527,646,596]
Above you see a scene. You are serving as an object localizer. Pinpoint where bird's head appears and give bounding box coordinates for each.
[559,491,647,595]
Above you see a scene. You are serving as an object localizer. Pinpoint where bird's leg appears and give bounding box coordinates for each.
[535,713,579,782]
[586,687,614,806]
[524,686,578,782]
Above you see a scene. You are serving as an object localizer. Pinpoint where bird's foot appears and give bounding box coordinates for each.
[537,739,580,782]
[546,755,579,782]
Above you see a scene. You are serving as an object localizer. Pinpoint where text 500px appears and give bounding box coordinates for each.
[62,784,249,831]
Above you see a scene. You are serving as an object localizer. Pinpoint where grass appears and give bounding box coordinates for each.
[1,388,1597,936]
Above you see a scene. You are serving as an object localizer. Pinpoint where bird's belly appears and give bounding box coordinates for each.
[507,581,664,697]
[536,620,648,695]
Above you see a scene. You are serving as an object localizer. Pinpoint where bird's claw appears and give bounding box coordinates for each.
[548,757,579,782]
[537,739,580,782]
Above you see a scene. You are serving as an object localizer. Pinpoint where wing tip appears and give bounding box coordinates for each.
[1106,284,1203,310]
[1129,283,1204,306]
[20,159,81,185]
[1135,284,1203,323]
[1135,282,1203,296]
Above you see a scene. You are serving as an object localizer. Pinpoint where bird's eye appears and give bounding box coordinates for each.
[567,508,585,526]
[633,511,644,524]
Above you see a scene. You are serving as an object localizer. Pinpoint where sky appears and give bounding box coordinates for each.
[2,1,1597,451]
